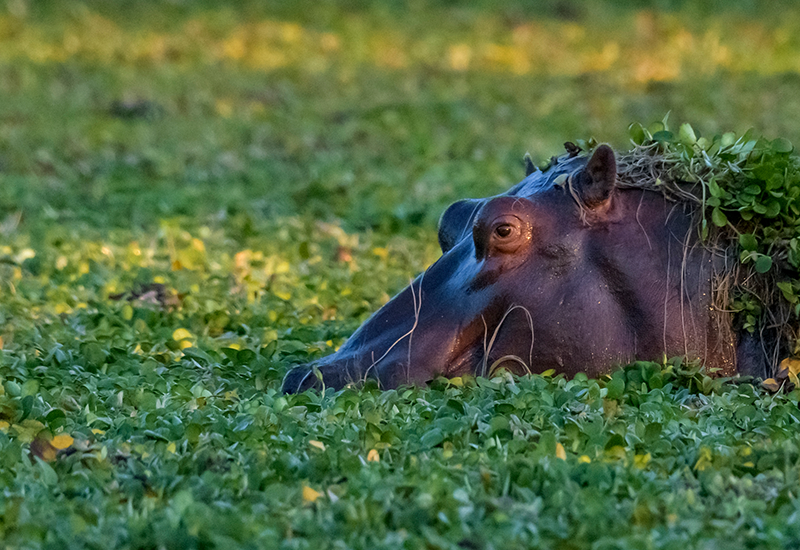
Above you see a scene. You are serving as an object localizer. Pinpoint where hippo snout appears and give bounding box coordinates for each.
[281,363,319,393]
[282,357,380,393]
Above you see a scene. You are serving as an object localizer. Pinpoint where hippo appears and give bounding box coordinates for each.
[283,144,774,393]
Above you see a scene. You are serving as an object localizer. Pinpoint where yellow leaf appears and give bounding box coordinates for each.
[309,440,326,451]
[667,513,678,525]
[761,378,781,392]
[51,434,74,450]
[172,328,193,341]
[634,453,651,469]
[224,390,239,401]
[302,485,322,503]
[372,247,389,259]
[178,340,193,350]
[694,446,713,471]
[555,443,566,460]
[442,441,453,460]
[780,357,800,377]
[0,421,9,432]
[215,99,233,117]
[91,428,105,435]
[780,358,800,386]
[166,442,176,453]
[273,290,291,301]
[606,445,627,461]
[367,449,380,462]
[0,335,3,349]
[578,455,591,464]
[122,304,134,321]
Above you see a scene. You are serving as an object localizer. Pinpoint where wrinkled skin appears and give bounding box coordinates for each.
[283,145,754,394]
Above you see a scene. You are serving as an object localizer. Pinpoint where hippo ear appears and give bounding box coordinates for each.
[523,153,537,177]
[438,199,483,253]
[575,144,616,208]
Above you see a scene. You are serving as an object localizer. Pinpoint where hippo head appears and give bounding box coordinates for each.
[282,145,736,393]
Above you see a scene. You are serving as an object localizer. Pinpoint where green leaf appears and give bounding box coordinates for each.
[5,381,20,397]
[711,207,728,227]
[81,342,108,367]
[755,254,773,273]
[765,200,781,218]
[678,123,697,145]
[35,458,58,486]
[707,177,722,198]
[648,121,665,135]
[420,428,444,448]
[661,111,671,129]
[652,130,674,143]
[21,379,39,398]
[772,137,794,153]
[743,184,761,195]
[628,122,647,145]
[739,233,758,251]
[720,132,736,148]
[605,376,625,400]
[778,281,798,303]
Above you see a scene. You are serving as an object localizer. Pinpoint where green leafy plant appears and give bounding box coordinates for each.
[614,116,800,358]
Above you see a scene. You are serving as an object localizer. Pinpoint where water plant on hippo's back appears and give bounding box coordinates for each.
[283,123,800,393]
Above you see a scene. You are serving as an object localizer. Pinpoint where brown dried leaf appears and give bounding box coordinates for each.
[30,438,57,462]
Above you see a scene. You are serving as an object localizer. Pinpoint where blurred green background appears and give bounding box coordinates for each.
[4,0,800,236]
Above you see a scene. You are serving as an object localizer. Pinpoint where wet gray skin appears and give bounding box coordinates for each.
[283,145,765,393]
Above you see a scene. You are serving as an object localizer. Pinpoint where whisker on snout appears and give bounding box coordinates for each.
[481,304,535,378]
[362,271,425,385]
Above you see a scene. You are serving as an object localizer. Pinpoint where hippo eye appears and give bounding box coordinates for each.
[484,214,529,256]
[473,198,536,261]
[495,224,514,238]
